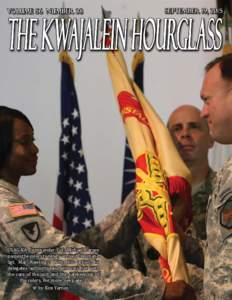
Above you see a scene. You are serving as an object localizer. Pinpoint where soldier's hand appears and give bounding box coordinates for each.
[162,280,196,300]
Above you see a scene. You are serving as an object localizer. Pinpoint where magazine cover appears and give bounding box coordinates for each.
[0,0,232,299]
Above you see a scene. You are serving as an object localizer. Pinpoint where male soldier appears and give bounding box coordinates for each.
[168,105,215,240]
[0,106,195,299]
[199,54,232,299]
[167,105,215,299]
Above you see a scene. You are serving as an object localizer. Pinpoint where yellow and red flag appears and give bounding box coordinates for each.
[106,44,192,283]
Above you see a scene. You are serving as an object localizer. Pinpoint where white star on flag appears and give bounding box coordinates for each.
[72,108,79,119]
[74,180,83,191]
[74,198,81,207]
[63,118,70,128]
[72,216,79,224]
[72,144,76,151]
[85,202,92,212]
[77,163,85,174]
[72,126,78,136]
[70,161,75,169]
[78,149,84,157]
[62,152,68,160]
[83,218,92,228]
[68,195,73,203]
[61,135,70,145]
[71,232,76,239]
[68,177,74,186]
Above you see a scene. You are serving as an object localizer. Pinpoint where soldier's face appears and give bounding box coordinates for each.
[201,63,232,144]
[3,118,39,184]
[168,106,213,166]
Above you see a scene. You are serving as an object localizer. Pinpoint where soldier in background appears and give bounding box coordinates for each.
[168,105,215,241]
[167,105,215,299]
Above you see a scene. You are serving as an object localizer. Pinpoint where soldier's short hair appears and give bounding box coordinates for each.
[0,106,32,169]
[205,54,232,82]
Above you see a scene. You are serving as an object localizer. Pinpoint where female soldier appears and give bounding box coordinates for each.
[0,106,194,300]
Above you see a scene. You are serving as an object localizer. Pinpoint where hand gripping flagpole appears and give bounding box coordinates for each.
[103,8,192,283]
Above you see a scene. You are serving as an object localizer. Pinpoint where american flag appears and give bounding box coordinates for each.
[121,50,144,202]
[53,51,95,237]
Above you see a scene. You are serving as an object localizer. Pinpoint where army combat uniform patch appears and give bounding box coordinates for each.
[8,202,38,218]
[21,222,40,242]
[220,198,232,229]
[8,203,41,242]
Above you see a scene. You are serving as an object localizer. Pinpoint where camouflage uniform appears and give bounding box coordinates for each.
[0,179,164,300]
[187,168,215,240]
[204,157,232,299]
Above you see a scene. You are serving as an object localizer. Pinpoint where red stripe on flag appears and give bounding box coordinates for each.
[53,214,63,231]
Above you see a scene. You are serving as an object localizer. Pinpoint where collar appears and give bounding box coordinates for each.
[191,167,215,196]
[0,179,19,195]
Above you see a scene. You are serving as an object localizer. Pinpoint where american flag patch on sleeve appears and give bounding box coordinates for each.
[8,203,38,218]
